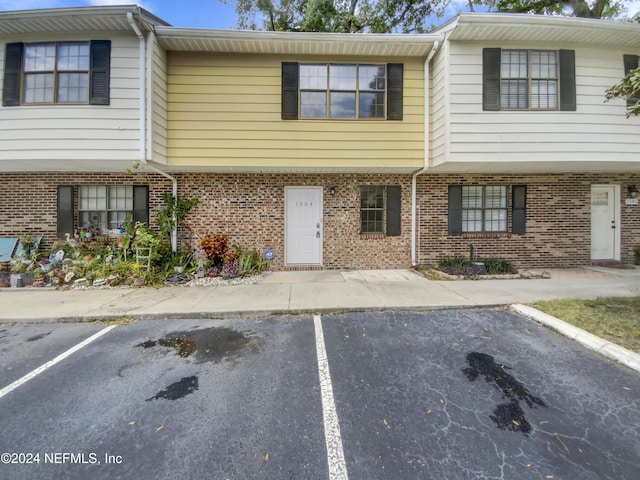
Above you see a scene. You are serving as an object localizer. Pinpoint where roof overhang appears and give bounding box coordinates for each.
[434,13,640,49]
[155,27,444,57]
[0,5,169,36]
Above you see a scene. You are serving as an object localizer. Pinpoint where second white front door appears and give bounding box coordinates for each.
[591,185,620,261]
[285,187,322,265]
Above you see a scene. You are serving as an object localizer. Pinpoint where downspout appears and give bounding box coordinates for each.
[411,40,440,267]
[127,11,178,252]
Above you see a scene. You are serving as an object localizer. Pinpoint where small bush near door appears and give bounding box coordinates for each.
[437,255,515,276]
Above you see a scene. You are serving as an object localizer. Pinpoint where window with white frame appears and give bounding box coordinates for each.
[462,186,507,233]
[501,50,558,110]
[300,64,386,119]
[78,185,133,232]
[23,42,90,104]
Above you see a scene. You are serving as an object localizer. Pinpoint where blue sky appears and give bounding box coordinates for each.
[1,0,638,30]
[0,1,240,29]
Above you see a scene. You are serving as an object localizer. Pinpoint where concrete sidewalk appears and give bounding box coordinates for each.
[1,266,638,323]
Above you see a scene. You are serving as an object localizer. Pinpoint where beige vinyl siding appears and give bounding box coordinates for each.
[149,31,168,164]
[432,41,640,170]
[0,33,140,166]
[167,52,424,171]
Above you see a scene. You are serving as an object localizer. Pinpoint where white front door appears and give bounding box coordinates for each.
[591,185,620,261]
[285,187,322,265]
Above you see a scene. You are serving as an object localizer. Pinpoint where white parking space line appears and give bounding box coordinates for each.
[0,325,117,399]
[313,315,349,480]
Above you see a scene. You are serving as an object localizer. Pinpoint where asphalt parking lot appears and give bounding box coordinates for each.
[0,310,638,480]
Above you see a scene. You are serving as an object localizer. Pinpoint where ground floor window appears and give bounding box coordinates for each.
[78,185,133,232]
[462,185,507,233]
[449,184,526,235]
[57,184,149,239]
[360,185,401,236]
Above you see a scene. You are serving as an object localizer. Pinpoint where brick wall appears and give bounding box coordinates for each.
[417,173,640,269]
[0,172,172,247]
[180,173,413,270]
[2,171,638,270]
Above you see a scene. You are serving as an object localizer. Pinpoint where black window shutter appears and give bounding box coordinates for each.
[57,185,75,239]
[448,185,463,235]
[90,40,111,105]
[483,48,501,111]
[3,42,23,106]
[623,54,639,107]
[512,185,527,235]
[387,63,403,120]
[386,185,401,236]
[281,62,299,119]
[559,49,576,111]
[132,185,149,226]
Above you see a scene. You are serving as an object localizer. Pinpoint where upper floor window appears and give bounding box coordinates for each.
[300,64,386,119]
[23,42,90,104]
[501,50,557,110]
[483,48,576,112]
[2,40,111,107]
[282,62,403,121]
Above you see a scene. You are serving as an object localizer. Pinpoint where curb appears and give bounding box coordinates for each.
[511,304,640,373]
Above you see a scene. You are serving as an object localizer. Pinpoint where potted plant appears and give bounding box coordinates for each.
[10,261,32,288]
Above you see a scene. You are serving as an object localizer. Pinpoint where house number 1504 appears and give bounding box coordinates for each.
[296,202,312,207]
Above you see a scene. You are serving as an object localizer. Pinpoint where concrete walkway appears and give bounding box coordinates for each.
[2,265,639,372]
[1,266,638,323]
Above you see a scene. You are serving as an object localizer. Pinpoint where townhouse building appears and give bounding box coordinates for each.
[0,5,638,270]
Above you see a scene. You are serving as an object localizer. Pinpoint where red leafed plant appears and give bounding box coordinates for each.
[199,233,228,267]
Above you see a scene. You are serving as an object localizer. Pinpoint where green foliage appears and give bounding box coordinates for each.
[633,245,640,265]
[226,0,444,33]
[156,193,199,240]
[224,0,636,34]
[606,66,640,117]
[480,0,627,19]
[437,255,472,275]
[132,222,162,254]
[477,257,516,275]
[236,248,271,277]
[437,255,515,275]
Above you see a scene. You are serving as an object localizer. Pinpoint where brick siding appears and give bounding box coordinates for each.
[416,173,640,269]
[1,171,638,270]
[179,173,412,270]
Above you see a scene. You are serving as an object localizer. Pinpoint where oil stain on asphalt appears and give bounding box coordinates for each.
[136,326,260,364]
[463,352,546,435]
[146,376,199,401]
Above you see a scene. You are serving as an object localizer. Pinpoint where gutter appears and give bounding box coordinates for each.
[411,40,440,267]
[127,11,178,252]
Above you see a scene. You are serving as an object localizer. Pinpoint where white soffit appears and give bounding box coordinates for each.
[441,13,640,49]
[0,5,168,36]
[155,27,444,57]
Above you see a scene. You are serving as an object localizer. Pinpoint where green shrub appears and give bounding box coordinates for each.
[477,257,517,275]
[634,245,640,266]
[438,255,516,276]
[236,248,270,277]
[437,255,472,275]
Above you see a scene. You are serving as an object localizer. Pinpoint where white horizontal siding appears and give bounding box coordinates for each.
[0,32,141,168]
[432,41,640,170]
[429,41,448,163]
